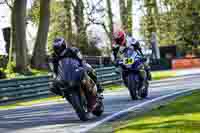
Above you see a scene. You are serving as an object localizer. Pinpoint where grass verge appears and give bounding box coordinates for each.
[105,84,124,91]
[0,96,63,110]
[152,71,176,80]
[115,90,200,133]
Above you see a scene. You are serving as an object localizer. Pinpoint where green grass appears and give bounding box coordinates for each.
[0,96,63,110]
[1,68,49,79]
[152,71,176,80]
[106,84,125,91]
[31,69,49,76]
[115,90,200,133]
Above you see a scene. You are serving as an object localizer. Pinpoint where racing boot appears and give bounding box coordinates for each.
[49,81,63,96]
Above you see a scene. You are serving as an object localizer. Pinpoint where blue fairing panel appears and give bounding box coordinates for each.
[57,58,84,81]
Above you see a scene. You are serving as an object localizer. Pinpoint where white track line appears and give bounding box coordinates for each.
[150,74,200,84]
[80,87,200,133]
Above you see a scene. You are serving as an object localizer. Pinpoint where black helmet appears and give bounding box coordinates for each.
[53,37,66,55]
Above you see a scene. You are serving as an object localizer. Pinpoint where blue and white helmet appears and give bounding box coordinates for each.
[126,36,137,47]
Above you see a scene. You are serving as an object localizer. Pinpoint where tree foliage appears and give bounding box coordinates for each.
[106,0,114,42]
[140,0,200,55]
[63,0,73,43]
[120,0,132,34]
[28,0,40,24]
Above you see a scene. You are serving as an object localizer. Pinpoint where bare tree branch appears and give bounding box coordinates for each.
[83,0,106,29]
[85,0,90,9]
[71,0,76,8]
[84,0,113,41]
[86,0,104,16]
[102,23,110,37]
[4,0,13,9]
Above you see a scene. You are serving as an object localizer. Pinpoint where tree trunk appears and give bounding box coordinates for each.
[64,0,72,43]
[7,7,16,70]
[106,0,114,45]
[74,0,88,49]
[119,0,132,34]
[31,0,50,69]
[120,0,126,27]
[74,0,84,35]
[144,0,159,42]
[13,0,28,73]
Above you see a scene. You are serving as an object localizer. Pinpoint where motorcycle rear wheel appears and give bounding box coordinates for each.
[92,99,104,117]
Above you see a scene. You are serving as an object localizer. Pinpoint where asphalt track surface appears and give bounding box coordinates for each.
[0,75,200,133]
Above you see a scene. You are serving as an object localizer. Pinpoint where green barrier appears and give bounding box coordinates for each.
[0,66,121,104]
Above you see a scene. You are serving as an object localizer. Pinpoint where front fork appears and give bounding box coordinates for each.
[122,69,146,89]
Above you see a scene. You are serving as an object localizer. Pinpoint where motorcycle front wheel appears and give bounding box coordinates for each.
[67,91,90,121]
[127,74,138,100]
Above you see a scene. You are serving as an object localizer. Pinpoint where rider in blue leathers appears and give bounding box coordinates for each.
[111,31,152,83]
[49,37,103,96]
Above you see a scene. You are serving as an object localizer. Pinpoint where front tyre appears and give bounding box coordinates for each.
[127,74,137,100]
[140,80,149,98]
[68,92,90,121]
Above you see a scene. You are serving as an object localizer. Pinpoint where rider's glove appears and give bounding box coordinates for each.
[113,60,119,67]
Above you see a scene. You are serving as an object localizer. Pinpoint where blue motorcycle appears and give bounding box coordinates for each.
[117,47,149,100]
[49,58,104,121]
